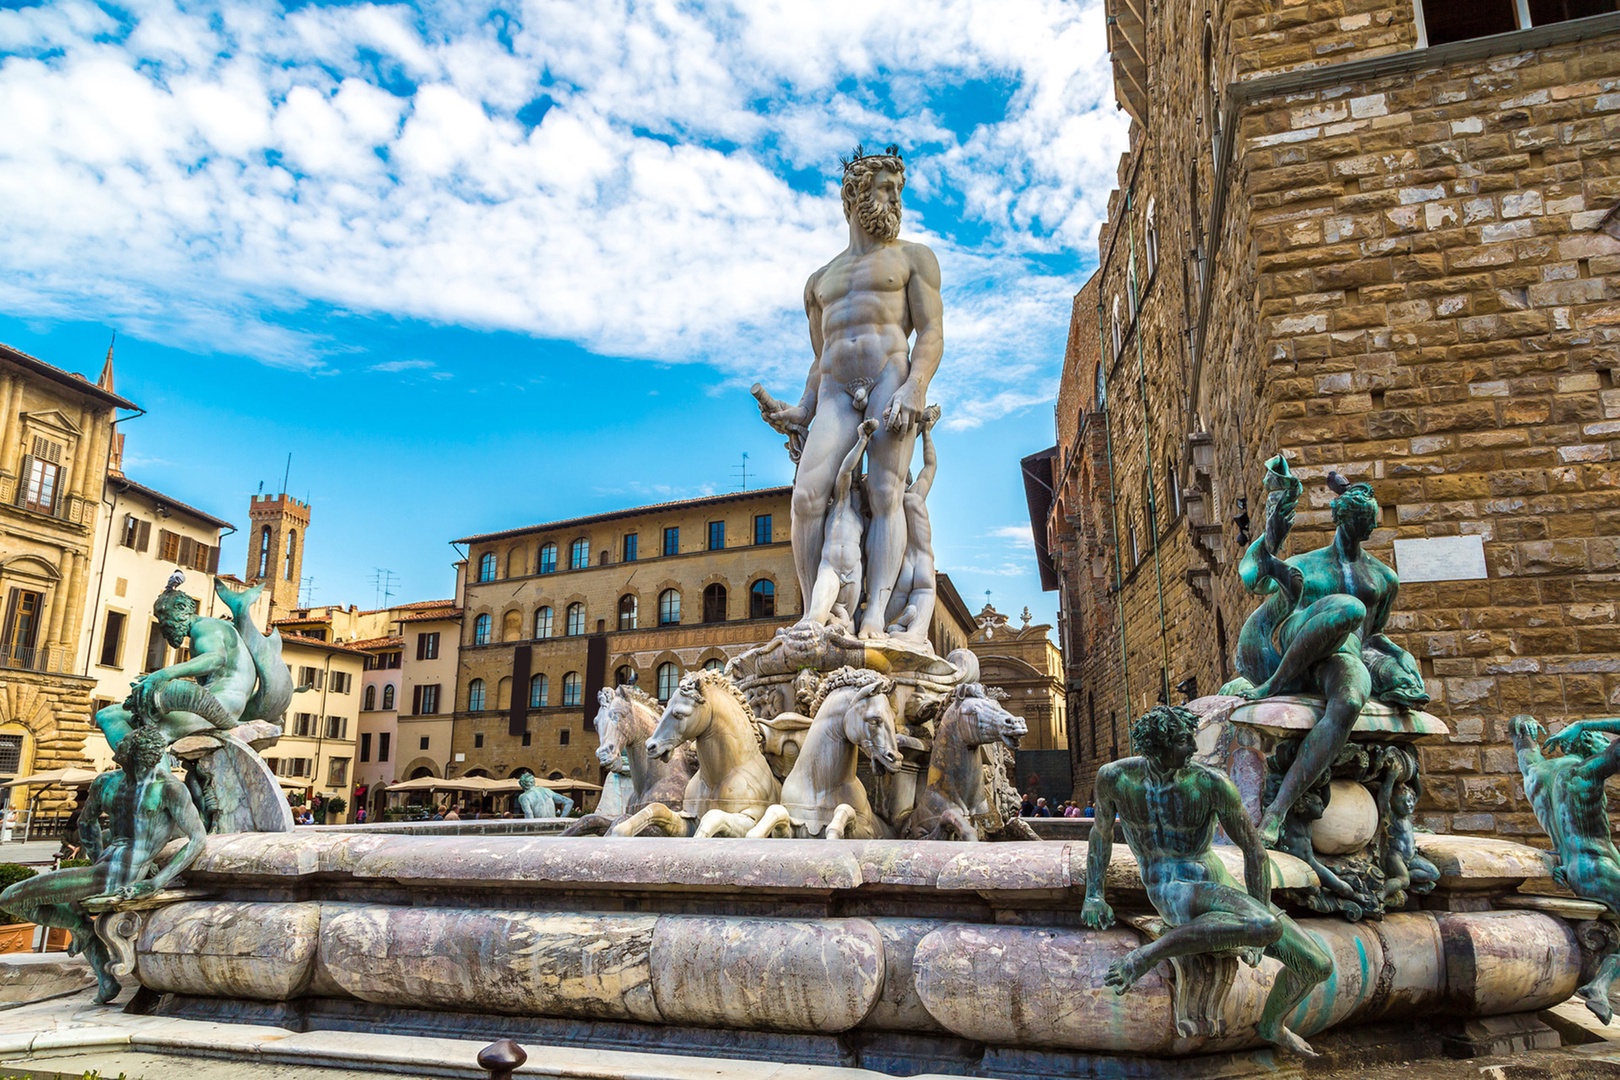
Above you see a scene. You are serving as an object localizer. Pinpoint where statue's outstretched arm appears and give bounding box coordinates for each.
[1546,717,1620,756]
[1080,770,1118,928]
[833,421,875,503]
[911,408,939,499]
[141,782,207,896]
[1580,731,1620,784]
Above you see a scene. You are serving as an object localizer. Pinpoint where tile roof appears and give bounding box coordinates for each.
[455,485,792,545]
[110,476,234,531]
[395,607,462,623]
[280,632,372,657]
[0,341,140,411]
[346,635,405,651]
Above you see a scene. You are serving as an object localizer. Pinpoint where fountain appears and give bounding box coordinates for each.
[3,146,1605,1077]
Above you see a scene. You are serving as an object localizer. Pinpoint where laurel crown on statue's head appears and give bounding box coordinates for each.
[840,143,904,175]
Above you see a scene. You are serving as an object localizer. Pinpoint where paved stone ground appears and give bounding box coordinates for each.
[0,842,69,867]
[3,987,1620,1079]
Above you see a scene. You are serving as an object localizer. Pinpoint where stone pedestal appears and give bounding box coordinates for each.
[1192,693,1447,920]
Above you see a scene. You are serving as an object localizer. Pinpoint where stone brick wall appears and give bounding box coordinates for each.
[1048,5,1620,835]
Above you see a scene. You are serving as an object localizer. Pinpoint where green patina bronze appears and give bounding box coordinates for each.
[1511,714,1620,1023]
[95,575,291,753]
[1222,455,1428,845]
[1083,705,1332,1057]
[0,721,206,1004]
[517,772,574,819]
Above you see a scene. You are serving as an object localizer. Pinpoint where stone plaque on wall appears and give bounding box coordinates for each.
[1393,535,1487,583]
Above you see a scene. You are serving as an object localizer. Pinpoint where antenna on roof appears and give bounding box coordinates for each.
[732,452,750,491]
[281,453,292,496]
[299,575,316,607]
[371,568,399,609]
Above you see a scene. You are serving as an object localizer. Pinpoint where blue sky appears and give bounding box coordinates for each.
[0,0,1128,622]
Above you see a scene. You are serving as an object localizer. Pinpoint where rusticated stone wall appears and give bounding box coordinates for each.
[1049,8,1620,836]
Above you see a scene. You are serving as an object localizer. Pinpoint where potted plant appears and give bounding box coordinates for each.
[0,863,38,953]
[324,795,347,824]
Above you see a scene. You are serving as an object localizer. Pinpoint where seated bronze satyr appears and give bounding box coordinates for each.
[1083,705,1332,1057]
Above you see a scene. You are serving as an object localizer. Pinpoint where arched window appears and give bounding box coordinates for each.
[702,583,727,623]
[1111,295,1123,356]
[1203,20,1221,172]
[1095,362,1108,411]
[703,657,724,671]
[656,662,678,702]
[284,529,298,580]
[618,594,637,631]
[537,543,557,574]
[473,614,492,645]
[1168,458,1183,519]
[614,665,634,686]
[1145,198,1159,280]
[363,685,376,711]
[569,537,589,570]
[1128,503,1141,566]
[533,606,553,639]
[565,602,585,636]
[749,579,775,619]
[529,673,549,708]
[257,526,270,578]
[382,684,395,710]
[562,671,582,706]
[658,589,681,626]
[478,552,496,582]
[468,678,486,711]
[1143,471,1157,547]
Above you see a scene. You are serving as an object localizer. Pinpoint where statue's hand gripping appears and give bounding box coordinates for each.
[882,380,926,434]
[1080,895,1115,930]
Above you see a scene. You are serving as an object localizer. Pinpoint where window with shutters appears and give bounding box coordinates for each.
[412,683,440,715]
[120,515,140,548]
[331,671,352,694]
[158,530,180,562]
[20,437,64,515]
[292,712,317,737]
[378,732,390,762]
[324,715,346,739]
[360,733,372,762]
[416,631,440,660]
[2,589,44,669]
[98,610,127,668]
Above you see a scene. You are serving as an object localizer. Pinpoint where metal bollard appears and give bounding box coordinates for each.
[477,1038,527,1080]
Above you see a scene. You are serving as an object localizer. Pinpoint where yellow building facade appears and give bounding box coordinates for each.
[453,487,800,783]
[0,342,136,812]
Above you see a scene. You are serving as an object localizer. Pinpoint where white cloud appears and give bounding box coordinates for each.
[0,0,1127,424]
[988,525,1035,546]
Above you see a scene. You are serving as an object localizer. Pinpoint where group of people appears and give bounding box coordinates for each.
[1018,795,1092,819]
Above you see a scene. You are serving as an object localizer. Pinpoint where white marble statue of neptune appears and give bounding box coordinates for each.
[757,145,943,640]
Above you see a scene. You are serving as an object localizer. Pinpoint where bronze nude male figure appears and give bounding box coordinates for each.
[0,722,206,1003]
[1511,714,1620,1022]
[1082,705,1332,1056]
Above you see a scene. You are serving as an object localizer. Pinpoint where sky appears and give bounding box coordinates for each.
[0,0,1128,624]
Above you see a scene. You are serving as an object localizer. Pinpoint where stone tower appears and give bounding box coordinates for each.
[246,493,310,615]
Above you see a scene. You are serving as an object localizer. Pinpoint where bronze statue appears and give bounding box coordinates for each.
[1082,705,1332,1056]
[1511,715,1620,1022]
[1226,456,1427,844]
[0,722,206,1003]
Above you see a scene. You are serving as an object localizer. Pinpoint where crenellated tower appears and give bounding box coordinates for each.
[246,493,310,615]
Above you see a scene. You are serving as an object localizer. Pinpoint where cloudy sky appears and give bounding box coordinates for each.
[0,0,1127,623]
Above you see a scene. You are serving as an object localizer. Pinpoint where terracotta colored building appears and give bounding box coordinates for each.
[1033,3,1620,834]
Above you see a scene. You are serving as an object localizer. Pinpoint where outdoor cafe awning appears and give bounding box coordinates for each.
[383,775,602,794]
[0,767,101,790]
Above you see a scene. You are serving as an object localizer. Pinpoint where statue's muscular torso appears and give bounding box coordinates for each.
[809,242,926,394]
[1101,760,1244,922]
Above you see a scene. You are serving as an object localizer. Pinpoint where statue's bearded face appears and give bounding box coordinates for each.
[844,163,904,242]
[157,604,193,648]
